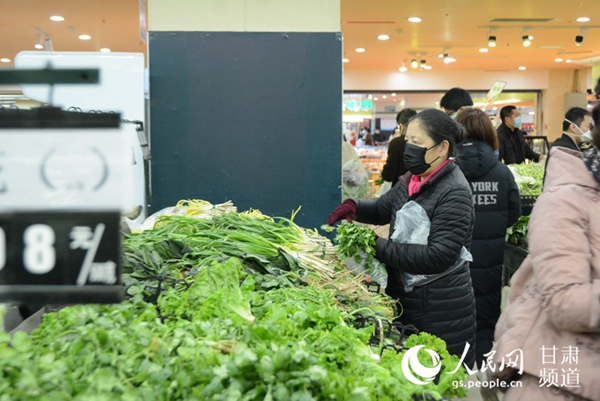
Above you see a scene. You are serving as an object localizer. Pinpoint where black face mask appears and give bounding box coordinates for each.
[403,143,440,175]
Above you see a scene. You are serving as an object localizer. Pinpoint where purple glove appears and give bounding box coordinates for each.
[327,199,357,226]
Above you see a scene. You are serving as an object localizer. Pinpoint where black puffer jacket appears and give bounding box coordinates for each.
[354,161,476,366]
[455,139,521,366]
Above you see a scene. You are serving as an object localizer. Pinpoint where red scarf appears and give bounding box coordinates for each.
[408,159,452,196]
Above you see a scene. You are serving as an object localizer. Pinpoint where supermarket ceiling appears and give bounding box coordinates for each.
[0,0,598,73]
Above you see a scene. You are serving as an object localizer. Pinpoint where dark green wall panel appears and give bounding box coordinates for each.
[149,32,342,229]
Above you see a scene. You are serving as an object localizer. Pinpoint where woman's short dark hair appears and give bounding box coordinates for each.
[455,108,499,150]
[440,88,473,113]
[396,108,417,125]
[410,108,467,155]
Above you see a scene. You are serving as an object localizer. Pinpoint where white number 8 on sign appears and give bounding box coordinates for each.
[24,224,56,274]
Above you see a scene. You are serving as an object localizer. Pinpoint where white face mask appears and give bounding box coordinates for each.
[564,118,592,141]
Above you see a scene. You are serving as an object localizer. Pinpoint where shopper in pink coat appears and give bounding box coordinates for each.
[489,104,600,401]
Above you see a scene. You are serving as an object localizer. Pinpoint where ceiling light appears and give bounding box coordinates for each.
[0,58,11,63]
[443,54,456,63]
[50,15,65,21]
[399,66,408,72]
[343,58,349,63]
[554,57,563,62]
[391,93,396,96]
[576,17,590,22]
[522,35,532,47]
[410,59,419,68]
[355,48,365,53]
[566,59,572,63]
[479,48,489,53]
[424,65,432,70]
[382,95,387,99]
[377,34,390,41]
[374,97,379,101]
[575,35,584,46]
[518,66,527,70]
[408,17,422,23]
[79,34,92,40]
[367,94,373,100]
[100,48,111,53]
[488,35,497,47]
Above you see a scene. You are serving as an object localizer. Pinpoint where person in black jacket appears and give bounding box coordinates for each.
[381,108,417,186]
[440,87,473,119]
[327,109,477,367]
[497,105,545,165]
[455,108,521,373]
[551,107,592,153]
[543,107,593,185]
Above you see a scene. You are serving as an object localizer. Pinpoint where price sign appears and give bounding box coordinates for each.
[0,108,132,304]
[0,212,122,304]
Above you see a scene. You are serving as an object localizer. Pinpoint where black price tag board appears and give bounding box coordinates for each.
[0,211,123,304]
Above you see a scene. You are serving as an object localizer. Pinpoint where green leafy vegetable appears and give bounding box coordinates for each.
[506,215,530,248]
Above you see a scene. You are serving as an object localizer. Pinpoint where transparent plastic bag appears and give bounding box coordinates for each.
[375,181,392,198]
[342,157,370,200]
[343,250,388,289]
[391,201,472,292]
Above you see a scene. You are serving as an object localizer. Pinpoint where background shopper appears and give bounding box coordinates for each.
[490,104,600,401]
[455,108,521,374]
[440,87,474,118]
[327,109,477,367]
[380,108,417,186]
[497,105,544,164]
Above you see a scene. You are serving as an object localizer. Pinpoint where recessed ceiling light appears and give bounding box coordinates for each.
[576,17,590,22]
[391,93,396,96]
[377,34,390,41]
[479,48,489,53]
[518,66,527,70]
[100,48,111,53]
[343,58,349,63]
[399,66,408,72]
[0,58,11,63]
[408,17,422,23]
[50,15,65,22]
[566,60,572,63]
[554,57,563,62]
[424,65,432,70]
[355,48,365,53]
[382,95,387,99]
[79,34,92,40]
[374,97,379,101]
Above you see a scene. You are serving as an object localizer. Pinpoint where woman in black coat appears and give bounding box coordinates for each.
[328,109,477,367]
[455,108,521,370]
[381,108,417,186]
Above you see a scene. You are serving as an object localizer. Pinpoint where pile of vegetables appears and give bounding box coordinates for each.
[506,215,530,248]
[508,162,545,197]
[0,200,469,400]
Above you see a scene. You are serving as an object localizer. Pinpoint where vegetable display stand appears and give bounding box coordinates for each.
[503,243,528,286]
